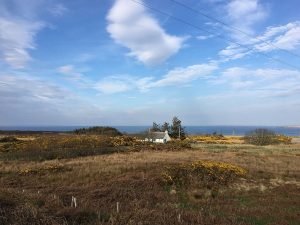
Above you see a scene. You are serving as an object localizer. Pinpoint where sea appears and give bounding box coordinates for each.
[0,126,300,136]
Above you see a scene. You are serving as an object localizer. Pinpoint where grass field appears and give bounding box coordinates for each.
[0,135,299,224]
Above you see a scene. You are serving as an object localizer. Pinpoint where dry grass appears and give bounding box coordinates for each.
[188,135,243,144]
[0,135,299,224]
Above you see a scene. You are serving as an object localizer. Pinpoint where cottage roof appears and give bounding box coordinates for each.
[148,131,166,139]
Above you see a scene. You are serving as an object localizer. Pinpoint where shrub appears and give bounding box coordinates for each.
[244,129,292,145]
[0,136,19,143]
[167,140,192,148]
[275,134,292,144]
[0,135,127,161]
[162,160,246,189]
[110,136,139,146]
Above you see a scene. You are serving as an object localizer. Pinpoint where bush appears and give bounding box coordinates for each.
[0,136,19,143]
[162,160,246,188]
[110,136,139,146]
[0,135,127,161]
[244,129,292,145]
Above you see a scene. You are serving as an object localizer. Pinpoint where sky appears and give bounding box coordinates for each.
[0,0,300,126]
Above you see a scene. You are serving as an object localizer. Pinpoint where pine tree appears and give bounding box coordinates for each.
[151,122,161,132]
[170,116,186,139]
[161,122,170,133]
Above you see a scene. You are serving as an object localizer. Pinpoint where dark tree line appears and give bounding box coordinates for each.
[73,126,122,136]
[151,116,186,139]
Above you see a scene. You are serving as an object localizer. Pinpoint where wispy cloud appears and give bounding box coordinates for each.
[0,17,45,68]
[226,0,268,38]
[58,65,84,80]
[0,74,71,104]
[196,34,215,40]
[219,21,300,61]
[94,63,218,94]
[0,73,107,125]
[0,0,47,69]
[254,22,300,51]
[57,64,92,88]
[213,67,300,98]
[48,3,68,17]
[95,77,133,94]
[145,63,218,88]
[106,0,185,65]
[218,44,252,61]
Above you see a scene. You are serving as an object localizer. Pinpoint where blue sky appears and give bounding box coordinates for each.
[0,0,300,126]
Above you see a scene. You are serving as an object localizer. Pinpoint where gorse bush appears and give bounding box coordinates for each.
[189,135,242,144]
[162,160,246,189]
[0,135,130,161]
[244,129,292,145]
[110,136,139,146]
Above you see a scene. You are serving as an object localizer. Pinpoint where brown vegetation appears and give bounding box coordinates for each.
[0,134,299,224]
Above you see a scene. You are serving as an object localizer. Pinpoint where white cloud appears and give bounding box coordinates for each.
[95,77,132,94]
[219,44,252,60]
[58,65,136,94]
[106,0,184,65]
[57,64,84,81]
[94,75,155,94]
[219,21,300,61]
[255,22,300,52]
[93,64,218,94]
[226,0,268,37]
[0,0,48,69]
[58,65,74,74]
[57,64,92,88]
[0,74,71,103]
[146,63,218,88]
[48,3,68,17]
[0,17,44,68]
[93,63,217,94]
[0,73,107,126]
[216,67,300,97]
[196,35,215,40]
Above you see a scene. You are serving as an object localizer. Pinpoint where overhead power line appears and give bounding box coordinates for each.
[169,0,300,59]
[130,0,300,70]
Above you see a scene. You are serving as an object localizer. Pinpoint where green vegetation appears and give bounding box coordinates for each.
[244,128,292,145]
[151,116,186,139]
[73,126,122,136]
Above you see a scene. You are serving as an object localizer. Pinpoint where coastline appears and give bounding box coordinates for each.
[1,125,300,136]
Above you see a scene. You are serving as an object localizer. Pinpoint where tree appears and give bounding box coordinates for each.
[244,128,276,145]
[73,126,122,136]
[151,122,161,132]
[170,116,186,139]
[161,122,170,133]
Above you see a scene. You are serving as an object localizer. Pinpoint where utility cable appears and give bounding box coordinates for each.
[170,0,300,59]
[130,0,300,70]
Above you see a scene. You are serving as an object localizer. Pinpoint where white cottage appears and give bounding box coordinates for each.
[145,130,171,143]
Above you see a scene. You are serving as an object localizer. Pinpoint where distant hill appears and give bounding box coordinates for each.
[73,126,123,136]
